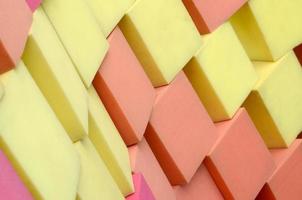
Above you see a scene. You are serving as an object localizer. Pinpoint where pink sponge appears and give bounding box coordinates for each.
[127,173,155,200]
[25,0,41,12]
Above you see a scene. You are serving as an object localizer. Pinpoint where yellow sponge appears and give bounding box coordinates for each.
[0,61,80,200]
[22,8,88,142]
[119,0,202,87]
[230,0,302,61]
[42,0,109,87]
[74,137,124,200]
[184,22,257,122]
[244,51,302,148]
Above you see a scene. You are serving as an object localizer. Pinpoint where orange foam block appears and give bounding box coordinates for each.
[0,0,32,73]
[26,0,41,11]
[182,0,247,34]
[128,138,176,200]
[145,71,217,185]
[256,139,302,200]
[294,44,302,65]
[205,108,275,199]
[93,27,155,146]
[126,173,155,200]
[174,163,223,200]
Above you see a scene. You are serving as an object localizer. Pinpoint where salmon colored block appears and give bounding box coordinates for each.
[256,139,302,200]
[26,0,41,11]
[126,173,155,200]
[174,163,223,200]
[205,108,275,200]
[0,151,33,200]
[294,44,302,65]
[128,138,176,200]
[244,51,302,148]
[0,0,32,73]
[182,0,247,34]
[145,71,217,185]
[93,27,155,146]
[119,0,201,87]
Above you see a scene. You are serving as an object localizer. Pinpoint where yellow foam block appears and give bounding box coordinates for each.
[0,61,80,200]
[244,51,302,148]
[22,8,88,142]
[184,22,257,122]
[88,87,133,196]
[74,137,124,200]
[230,0,302,61]
[119,0,202,87]
[84,0,135,37]
[42,0,109,87]
[0,81,3,101]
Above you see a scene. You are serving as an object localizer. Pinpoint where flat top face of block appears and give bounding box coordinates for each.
[127,173,155,200]
[0,62,79,200]
[26,0,42,11]
[42,0,109,87]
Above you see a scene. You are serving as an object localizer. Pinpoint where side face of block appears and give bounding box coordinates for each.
[126,173,155,200]
[119,0,202,87]
[23,8,88,142]
[145,71,217,185]
[42,0,109,87]
[184,22,257,122]
[93,27,155,146]
[205,108,275,200]
[88,87,134,196]
[26,0,42,11]
[0,62,80,200]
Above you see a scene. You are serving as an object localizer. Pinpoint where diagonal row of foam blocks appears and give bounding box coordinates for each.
[0,0,302,199]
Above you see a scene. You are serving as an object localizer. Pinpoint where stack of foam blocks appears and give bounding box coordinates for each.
[0,0,302,199]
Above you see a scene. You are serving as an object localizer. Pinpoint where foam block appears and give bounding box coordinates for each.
[119,0,202,87]
[26,0,41,11]
[182,0,247,34]
[93,27,155,146]
[0,0,32,73]
[173,164,223,200]
[244,51,302,148]
[294,44,302,65]
[23,8,88,142]
[145,71,217,185]
[88,87,133,196]
[0,151,33,200]
[184,22,257,122]
[75,137,124,200]
[126,173,155,200]
[256,139,302,200]
[0,61,80,200]
[128,138,176,200]
[205,108,275,200]
[42,0,109,87]
[230,0,302,61]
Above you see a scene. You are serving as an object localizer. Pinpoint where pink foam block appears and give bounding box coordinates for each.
[205,108,276,199]
[0,0,32,73]
[145,71,217,185]
[294,44,302,65]
[93,27,155,146]
[174,163,223,200]
[256,139,302,200]
[126,173,155,200]
[128,138,176,200]
[182,0,247,34]
[25,0,42,12]
[0,150,33,200]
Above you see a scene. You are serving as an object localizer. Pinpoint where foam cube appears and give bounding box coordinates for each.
[173,164,223,200]
[119,0,202,87]
[256,139,302,200]
[74,137,124,200]
[26,0,41,11]
[230,0,302,61]
[128,138,176,200]
[294,44,302,65]
[244,51,302,148]
[184,22,257,122]
[126,173,155,200]
[23,8,88,142]
[205,108,275,200]
[93,27,155,146]
[0,151,33,200]
[42,0,109,87]
[88,87,133,196]
[0,61,80,200]
[0,0,32,73]
[145,71,217,185]
[182,0,247,34]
